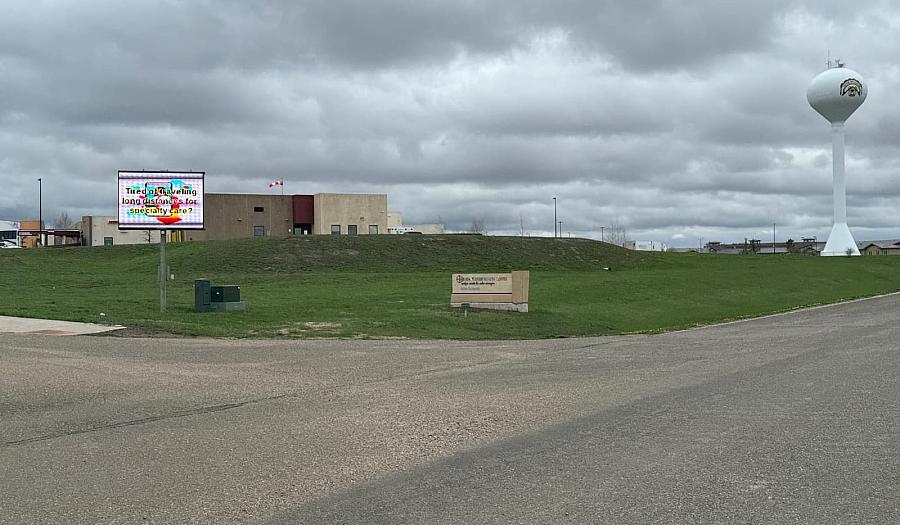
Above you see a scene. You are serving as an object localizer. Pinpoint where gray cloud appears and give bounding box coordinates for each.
[2,1,900,246]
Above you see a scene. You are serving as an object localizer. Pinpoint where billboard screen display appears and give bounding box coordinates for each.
[117,171,205,230]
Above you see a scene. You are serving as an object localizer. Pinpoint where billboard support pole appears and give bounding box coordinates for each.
[159,230,167,313]
[117,170,204,312]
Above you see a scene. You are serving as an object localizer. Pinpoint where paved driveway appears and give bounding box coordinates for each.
[1,296,898,523]
[0,315,123,335]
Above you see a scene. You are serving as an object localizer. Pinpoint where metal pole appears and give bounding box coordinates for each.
[37,177,42,247]
[773,223,776,254]
[159,230,167,313]
[601,226,605,242]
[559,221,563,239]
[553,197,557,238]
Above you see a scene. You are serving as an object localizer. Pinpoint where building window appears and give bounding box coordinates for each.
[347,224,358,235]
[103,237,114,246]
[368,225,378,235]
[254,206,265,212]
[254,226,265,237]
[331,224,341,235]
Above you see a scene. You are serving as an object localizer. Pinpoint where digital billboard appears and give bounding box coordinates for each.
[117,171,205,230]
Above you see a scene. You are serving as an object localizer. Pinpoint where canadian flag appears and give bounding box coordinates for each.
[268,179,284,188]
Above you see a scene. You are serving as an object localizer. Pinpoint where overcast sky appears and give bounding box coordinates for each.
[2,1,899,245]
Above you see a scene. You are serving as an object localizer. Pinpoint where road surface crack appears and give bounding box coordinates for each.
[2,394,292,448]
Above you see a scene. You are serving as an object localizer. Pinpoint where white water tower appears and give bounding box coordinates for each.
[807,61,867,256]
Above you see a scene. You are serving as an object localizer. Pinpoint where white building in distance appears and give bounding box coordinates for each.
[624,240,668,252]
[387,211,444,235]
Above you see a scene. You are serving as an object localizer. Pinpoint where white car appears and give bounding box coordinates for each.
[0,239,21,248]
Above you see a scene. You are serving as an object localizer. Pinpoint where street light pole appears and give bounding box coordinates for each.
[37,177,42,247]
[559,221,563,239]
[773,223,776,254]
[552,197,557,238]
[601,226,605,242]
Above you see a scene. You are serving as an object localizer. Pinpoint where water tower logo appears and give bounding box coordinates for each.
[841,78,862,97]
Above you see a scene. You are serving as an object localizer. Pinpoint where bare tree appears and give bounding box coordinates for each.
[606,220,628,247]
[53,210,73,229]
[519,213,526,237]
[469,218,487,234]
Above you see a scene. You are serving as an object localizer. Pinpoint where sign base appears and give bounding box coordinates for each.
[451,302,528,313]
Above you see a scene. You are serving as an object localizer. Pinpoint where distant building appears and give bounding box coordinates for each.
[81,192,395,245]
[313,193,387,236]
[183,193,296,241]
[82,216,162,246]
[859,240,900,256]
[0,220,18,244]
[700,239,823,255]
[5,219,79,247]
[624,240,668,252]
[387,211,444,235]
[17,220,42,248]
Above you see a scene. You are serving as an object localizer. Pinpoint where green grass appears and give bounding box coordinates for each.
[2,235,899,339]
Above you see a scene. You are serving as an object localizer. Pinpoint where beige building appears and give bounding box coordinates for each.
[81,216,162,246]
[387,211,444,235]
[313,193,387,235]
[184,194,294,242]
[82,192,391,245]
[860,241,900,255]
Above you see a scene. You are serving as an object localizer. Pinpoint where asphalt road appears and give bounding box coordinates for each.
[1,295,899,524]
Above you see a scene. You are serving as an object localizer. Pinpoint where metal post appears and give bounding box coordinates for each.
[553,197,557,238]
[773,223,776,254]
[159,230,167,313]
[37,177,42,247]
[559,221,563,239]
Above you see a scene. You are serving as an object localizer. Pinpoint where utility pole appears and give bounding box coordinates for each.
[601,226,605,242]
[552,197,557,238]
[37,177,42,247]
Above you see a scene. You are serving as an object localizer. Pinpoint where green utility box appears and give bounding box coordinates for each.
[211,285,241,303]
[194,279,212,312]
[194,280,246,312]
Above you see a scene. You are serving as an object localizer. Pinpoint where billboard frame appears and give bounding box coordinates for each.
[117,170,206,231]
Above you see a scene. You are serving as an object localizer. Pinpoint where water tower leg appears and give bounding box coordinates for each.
[822,122,859,256]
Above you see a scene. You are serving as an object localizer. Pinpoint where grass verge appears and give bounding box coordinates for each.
[2,236,899,339]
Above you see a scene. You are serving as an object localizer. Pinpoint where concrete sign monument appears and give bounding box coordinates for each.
[451,271,529,312]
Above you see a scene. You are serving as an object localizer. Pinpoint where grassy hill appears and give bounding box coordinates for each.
[2,235,900,339]
[6,234,647,274]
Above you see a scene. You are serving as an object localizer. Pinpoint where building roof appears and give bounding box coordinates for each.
[858,239,900,249]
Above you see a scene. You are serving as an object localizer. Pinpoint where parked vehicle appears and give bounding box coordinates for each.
[0,239,21,248]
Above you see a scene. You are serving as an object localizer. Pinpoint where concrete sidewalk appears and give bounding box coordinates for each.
[0,315,124,336]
